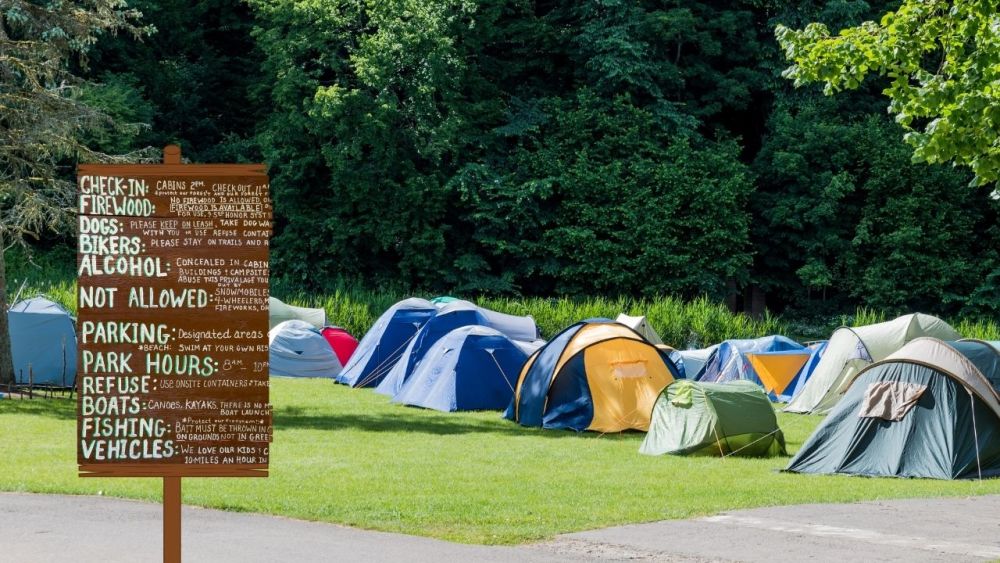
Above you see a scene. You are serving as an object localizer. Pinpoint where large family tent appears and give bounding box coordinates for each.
[786,338,1000,479]
[786,341,828,400]
[392,326,528,411]
[641,380,786,457]
[336,298,437,388]
[268,296,325,329]
[696,336,807,402]
[786,314,960,415]
[616,314,663,345]
[8,297,77,386]
[505,320,680,432]
[269,320,343,378]
[321,326,358,365]
[376,301,489,397]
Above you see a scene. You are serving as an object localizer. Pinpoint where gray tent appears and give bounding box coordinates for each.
[268,320,342,378]
[786,338,1000,479]
[269,296,326,330]
[786,313,960,415]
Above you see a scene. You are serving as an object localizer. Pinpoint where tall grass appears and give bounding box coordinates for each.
[5,248,998,345]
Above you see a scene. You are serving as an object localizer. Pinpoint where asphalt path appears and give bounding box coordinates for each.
[3,493,999,562]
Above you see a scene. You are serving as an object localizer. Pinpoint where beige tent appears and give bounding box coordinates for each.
[616,313,663,345]
[785,313,960,415]
[269,296,326,329]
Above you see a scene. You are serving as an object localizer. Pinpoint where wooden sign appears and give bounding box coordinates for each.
[77,146,272,479]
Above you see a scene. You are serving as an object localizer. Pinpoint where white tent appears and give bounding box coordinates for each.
[269,320,342,378]
[785,313,960,415]
[269,296,326,329]
[615,314,663,345]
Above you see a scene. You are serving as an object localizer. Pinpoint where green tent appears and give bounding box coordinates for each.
[640,380,786,457]
[786,338,1000,479]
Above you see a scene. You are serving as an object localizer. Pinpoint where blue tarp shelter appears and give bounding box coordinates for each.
[376,302,489,397]
[336,298,437,387]
[269,320,343,378]
[9,297,76,386]
[392,325,527,411]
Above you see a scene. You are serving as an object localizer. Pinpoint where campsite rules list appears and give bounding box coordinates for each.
[77,151,272,477]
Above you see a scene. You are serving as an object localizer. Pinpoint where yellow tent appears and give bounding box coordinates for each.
[746,352,809,396]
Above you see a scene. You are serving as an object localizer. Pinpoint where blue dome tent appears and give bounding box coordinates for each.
[375,301,489,397]
[392,325,528,411]
[336,298,436,388]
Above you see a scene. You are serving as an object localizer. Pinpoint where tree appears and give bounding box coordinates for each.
[0,1,147,385]
[776,0,1000,186]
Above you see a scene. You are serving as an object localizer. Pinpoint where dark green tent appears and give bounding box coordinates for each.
[786,338,1000,479]
[640,380,786,457]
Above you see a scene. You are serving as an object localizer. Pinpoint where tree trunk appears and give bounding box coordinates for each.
[0,241,15,385]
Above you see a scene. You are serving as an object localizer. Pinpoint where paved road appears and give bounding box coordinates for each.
[3,493,1000,562]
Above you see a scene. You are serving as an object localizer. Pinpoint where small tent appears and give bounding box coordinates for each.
[696,336,807,402]
[676,345,718,380]
[786,338,1000,479]
[375,301,489,397]
[336,298,437,388]
[321,326,358,365]
[505,320,680,432]
[269,296,326,329]
[392,325,527,411]
[269,320,343,378]
[641,380,786,457]
[786,314,960,415]
[8,297,76,386]
[615,314,663,345]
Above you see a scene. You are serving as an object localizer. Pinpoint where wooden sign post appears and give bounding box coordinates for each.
[76,146,273,562]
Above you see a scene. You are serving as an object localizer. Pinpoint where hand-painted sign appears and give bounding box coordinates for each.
[77,146,272,478]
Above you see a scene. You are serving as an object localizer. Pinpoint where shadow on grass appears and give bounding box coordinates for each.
[273,406,641,442]
[0,397,75,420]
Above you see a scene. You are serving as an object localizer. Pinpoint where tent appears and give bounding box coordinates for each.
[442,299,539,342]
[269,296,326,329]
[959,339,1000,394]
[269,320,343,378]
[321,326,358,365]
[616,314,663,345]
[336,298,437,388]
[8,297,76,386]
[505,320,680,432]
[641,380,786,457]
[786,338,1000,479]
[786,314,960,415]
[392,325,527,411]
[787,341,828,400]
[431,296,460,305]
[676,345,718,380]
[375,301,489,397]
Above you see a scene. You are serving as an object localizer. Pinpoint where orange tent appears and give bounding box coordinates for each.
[746,352,810,396]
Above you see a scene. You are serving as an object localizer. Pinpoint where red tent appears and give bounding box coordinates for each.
[321,326,358,365]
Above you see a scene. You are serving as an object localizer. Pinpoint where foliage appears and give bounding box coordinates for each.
[776,0,1000,185]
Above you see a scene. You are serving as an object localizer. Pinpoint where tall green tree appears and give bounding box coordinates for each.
[776,0,1000,185]
[0,1,147,385]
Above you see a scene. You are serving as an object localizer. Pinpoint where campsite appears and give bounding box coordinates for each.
[4,0,1000,561]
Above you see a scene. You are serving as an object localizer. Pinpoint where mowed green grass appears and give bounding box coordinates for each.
[2,379,999,544]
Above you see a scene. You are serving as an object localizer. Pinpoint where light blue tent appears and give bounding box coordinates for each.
[696,336,807,400]
[336,298,437,387]
[269,320,343,378]
[375,302,489,397]
[9,297,76,386]
[392,325,527,411]
[676,345,718,379]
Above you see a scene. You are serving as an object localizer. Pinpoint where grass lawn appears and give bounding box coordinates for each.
[2,378,999,544]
